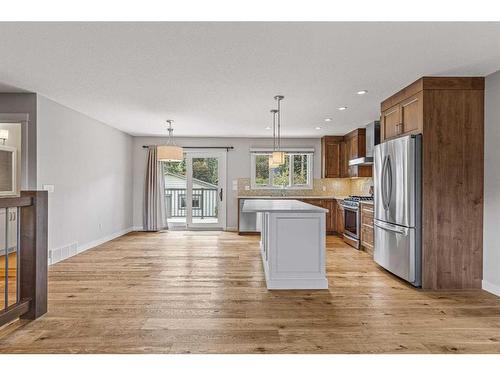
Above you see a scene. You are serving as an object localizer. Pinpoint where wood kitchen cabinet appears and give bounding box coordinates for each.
[381,92,423,141]
[321,129,371,179]
[321,136,343,178]
[335,200,344,234]
[343,129,372,178]
[360,202,374,254]
[380,76,485,289]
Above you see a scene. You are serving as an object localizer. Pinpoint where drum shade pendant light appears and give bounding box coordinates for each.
[157,120,183,162]
[270,95,285,166]
[269,109,280,168]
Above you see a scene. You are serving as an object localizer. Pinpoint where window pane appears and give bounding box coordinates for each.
[292,154,309,186]
[271,155,290,187]
[255,155,270,185]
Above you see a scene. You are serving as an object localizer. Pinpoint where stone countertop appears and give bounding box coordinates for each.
[360,201,374,206]
[238,195,348,200]
[242,199,328,213]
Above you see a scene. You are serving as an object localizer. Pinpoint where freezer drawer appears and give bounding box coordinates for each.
[374,219,421,286]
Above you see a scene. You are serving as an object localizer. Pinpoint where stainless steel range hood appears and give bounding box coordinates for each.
[349,156,374,166]
[348,121,380,167]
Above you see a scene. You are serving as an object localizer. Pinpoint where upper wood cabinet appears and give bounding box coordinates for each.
[321,136,343,178]
[340,141,349,178]
[344,129,372,178]
[380,76,485,142]
[321,129,372,178]
[381,104,400,140]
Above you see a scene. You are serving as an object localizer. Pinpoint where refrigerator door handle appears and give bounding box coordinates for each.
[386,155,393,209]
[374,219,408,235]
[381,155,392,210]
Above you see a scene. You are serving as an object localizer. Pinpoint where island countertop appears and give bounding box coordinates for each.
[242,199,328,213]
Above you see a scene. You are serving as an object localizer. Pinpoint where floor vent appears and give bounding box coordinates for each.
[49,242,78,265]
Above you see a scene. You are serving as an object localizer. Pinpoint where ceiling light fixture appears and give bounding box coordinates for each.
[270,95,285,167]
[324,118,332,122]
[315,126,321,130]
[357,90,368,95]
[157,120,183,162]
[265,126,271,130]
[338,106,347,111]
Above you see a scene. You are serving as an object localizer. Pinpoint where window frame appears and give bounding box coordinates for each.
[250,151,313,190]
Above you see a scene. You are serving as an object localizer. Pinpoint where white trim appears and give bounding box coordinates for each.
[48,227,135,265]
[250,147,314,153]
[250,152,313,190]
[0,113,29,122]
[76,226,135,254]
[482,280,500,297]
[225,226,238,232]
[0,145,17,196]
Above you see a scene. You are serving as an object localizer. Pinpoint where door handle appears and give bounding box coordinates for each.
[374,219,407,235]
[219,188,223,201]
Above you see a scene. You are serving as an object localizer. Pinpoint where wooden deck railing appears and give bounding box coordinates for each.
[0,191,48,327]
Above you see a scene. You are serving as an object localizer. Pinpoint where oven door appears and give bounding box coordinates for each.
[343,206,359,239]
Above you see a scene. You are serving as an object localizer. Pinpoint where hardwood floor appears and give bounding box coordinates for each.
[1,231,500,353]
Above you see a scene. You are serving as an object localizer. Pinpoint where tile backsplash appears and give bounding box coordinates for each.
[237,177,373,198]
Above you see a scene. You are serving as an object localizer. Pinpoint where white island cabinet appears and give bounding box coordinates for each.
[242,199,328,290]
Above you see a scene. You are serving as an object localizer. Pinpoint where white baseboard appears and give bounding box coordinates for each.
[77,226,135,254]
[132,225,143,231]
[49,227,134,265]
[225,226,238,232]
[482,280,500,297]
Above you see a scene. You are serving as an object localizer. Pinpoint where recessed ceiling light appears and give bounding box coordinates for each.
[324,118,332,122]
[315,126,321,130]
[265,126,271,130]
[357,90,368,95]
[338,106,347,111]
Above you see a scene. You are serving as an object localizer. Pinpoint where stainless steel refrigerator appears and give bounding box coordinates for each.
[373,134,422,287]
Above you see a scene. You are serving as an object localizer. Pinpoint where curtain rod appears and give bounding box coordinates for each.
[142,145,234,151]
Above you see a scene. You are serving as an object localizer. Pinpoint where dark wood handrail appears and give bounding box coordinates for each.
[0,191,47,329]
[0,196,33,209]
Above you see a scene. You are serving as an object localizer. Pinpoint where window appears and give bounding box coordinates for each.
[251,152,313,189]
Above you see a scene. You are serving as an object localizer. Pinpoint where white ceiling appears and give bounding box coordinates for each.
[1,22,500,137]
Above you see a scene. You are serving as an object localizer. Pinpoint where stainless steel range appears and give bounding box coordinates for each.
[341,195,373,249]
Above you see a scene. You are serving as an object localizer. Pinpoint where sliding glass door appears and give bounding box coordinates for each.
[163,151,226,230]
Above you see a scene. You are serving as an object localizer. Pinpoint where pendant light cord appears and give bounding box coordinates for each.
[166,120,174,145]
[274,95,284,151]
[271,109,278,151]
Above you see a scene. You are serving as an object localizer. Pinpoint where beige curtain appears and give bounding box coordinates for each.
[143,146,167,231]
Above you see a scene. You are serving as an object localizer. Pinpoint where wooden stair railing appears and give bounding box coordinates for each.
[0,191,48,328]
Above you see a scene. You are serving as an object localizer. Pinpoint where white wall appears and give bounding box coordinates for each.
[37,95,134,256]
[132,136,321,230]
[484,70,500,296]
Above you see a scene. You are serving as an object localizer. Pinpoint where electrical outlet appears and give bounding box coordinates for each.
[245,185,250,191]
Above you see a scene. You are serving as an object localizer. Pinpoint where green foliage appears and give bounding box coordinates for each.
[163,158,218,186]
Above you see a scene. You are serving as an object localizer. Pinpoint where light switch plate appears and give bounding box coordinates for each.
[43,184,55,193]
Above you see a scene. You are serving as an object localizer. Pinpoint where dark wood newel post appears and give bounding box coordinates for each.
[19,190,48,320]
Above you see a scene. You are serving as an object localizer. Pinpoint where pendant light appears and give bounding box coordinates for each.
[271,95,285,166]
[269,109,280,168]
[157,120,183,162]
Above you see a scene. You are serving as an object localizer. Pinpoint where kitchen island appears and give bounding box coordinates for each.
[242,199,328,290]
